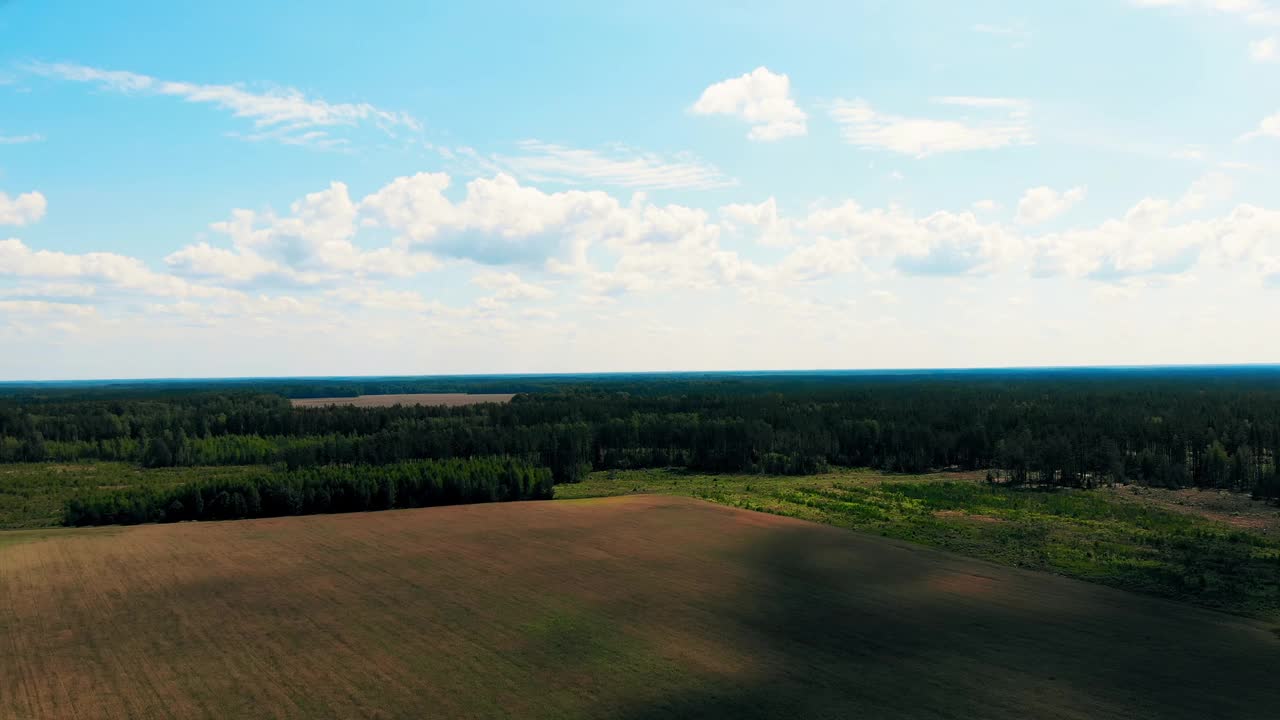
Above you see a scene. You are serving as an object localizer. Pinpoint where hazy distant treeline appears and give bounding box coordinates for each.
[4,372,1280,502]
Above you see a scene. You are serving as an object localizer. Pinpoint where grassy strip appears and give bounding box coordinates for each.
[0,463,265,529]
[559,469,1280,619]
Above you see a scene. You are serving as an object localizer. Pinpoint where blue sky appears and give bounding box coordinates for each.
[2,0,1279,379]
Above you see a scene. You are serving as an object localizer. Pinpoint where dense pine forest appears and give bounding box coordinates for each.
[2,369,1279,517]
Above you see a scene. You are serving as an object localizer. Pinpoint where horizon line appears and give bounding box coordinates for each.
[3,362,1280,385]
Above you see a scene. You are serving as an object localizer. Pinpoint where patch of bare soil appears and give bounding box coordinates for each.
[1107,485,1280,537]
[291,393,515,408]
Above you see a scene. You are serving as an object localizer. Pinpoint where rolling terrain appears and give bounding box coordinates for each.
[3,495,1277,720]
[559,469,1280,618]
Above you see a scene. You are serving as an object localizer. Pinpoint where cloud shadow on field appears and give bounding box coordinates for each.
[604,523,1280,720]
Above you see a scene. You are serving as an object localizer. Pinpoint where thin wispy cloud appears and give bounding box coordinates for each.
[829,96,1033,157]
[1239,110,1280,141]
[972,22,1031,48]
[0,133,43,145]
[934,96,1028,111]
[1133,0,1280,62]
[24,61,420,148]
[1251,36,1279,60]
[493,141,736,190]
[1131,0,1280,26]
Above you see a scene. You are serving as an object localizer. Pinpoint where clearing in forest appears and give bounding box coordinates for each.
[289,392,515,408]
[2,495,1277,720]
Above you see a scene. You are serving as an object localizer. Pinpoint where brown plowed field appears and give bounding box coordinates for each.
[290,392,515,408]
[2,496,1276,720]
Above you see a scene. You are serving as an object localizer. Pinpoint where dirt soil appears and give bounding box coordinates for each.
[1105,484,1280,537]
[290,392,515,408]
[2,495,1277,720]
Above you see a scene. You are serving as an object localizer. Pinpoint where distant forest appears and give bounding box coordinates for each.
[2,369,1279,505]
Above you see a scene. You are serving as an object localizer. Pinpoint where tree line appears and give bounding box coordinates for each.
[63,457,553,526]
[4,371,1280,503]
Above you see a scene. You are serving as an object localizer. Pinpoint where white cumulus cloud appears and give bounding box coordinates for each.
[801,202,1022,277]
[1016,186,1088,225]
[0,191,47,226]
[472,270,554,308]
[0,300,96,317]
[0,238,236,299]
[167,182,441,286]
[361,172,620,268]
[691,67,808,141]
[325,287,441,314]
[720,197,796,246]
[361,172,731,271]
[1029,175,1276,283]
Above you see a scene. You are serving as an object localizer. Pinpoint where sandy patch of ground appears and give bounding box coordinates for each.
[1106,485,1280,537]
[291,393,515,408]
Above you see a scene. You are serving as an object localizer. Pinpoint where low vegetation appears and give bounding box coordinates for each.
[0,459,552,529]
[0,463,262,529]
[559,469,1280,619]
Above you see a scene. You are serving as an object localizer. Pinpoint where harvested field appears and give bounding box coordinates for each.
[290,392,515,408]
[3,495,1277,720]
